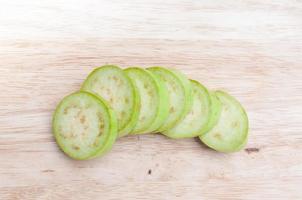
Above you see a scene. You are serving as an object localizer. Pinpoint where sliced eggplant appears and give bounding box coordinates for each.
[52,91,118,160]
[200,91,249,152]
[81,65,140,137]
[124,67,169,134]
[147,67,192,133]
[163,80,222,138]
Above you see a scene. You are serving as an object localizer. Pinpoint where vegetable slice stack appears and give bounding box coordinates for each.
[52,91,117,160]
[52,65,249,160]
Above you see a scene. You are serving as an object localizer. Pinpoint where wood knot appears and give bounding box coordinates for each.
[245,148,259,154]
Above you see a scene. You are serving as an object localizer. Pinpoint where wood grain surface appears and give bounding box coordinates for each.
[1,0,302,199]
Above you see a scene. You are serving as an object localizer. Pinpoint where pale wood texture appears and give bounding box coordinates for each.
[1,0,302,199]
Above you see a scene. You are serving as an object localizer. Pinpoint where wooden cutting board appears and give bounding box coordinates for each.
[1,0,302,199]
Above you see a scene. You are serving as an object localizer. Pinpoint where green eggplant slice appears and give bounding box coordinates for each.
[52,91,118,160]
[147,67,193,133]
[163,80,222,138]
[124,67,169,134]
[200,91,249,153]
[81,65,140,137]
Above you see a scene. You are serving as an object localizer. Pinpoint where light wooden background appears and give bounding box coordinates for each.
[0,0,302,199]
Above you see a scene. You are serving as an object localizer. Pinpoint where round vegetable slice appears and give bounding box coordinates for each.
[81,65,140,137]
[200,91,249,153]
[162,80,222,138]
[147,67,193,132]
[52,91,118,160]
[124,67,169,134]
